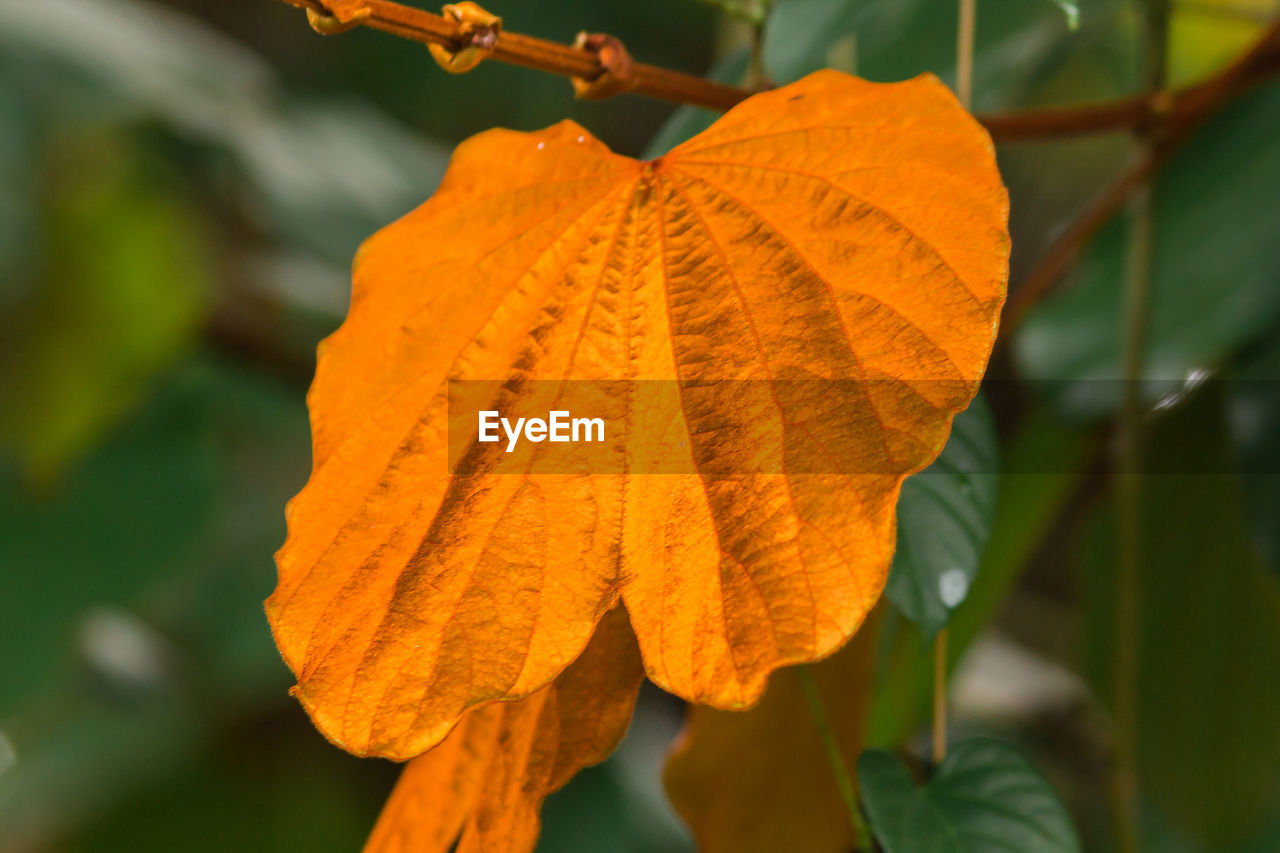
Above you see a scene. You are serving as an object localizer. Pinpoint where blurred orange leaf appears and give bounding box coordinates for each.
[268,69,1008,760]
[363,606,644,853]
[664,607,880,853]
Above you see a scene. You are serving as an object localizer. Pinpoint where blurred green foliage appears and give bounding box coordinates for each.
[1018,81,1280,418]
[0,133,213,478]
[1229,330,1280,575]
[2,0,1279,851]
[1081,389,1280,849]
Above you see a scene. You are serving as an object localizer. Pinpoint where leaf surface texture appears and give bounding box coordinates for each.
[268,70,1008,759]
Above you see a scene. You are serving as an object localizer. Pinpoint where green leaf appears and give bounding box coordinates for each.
[1079,386,1280,847]
[868,409,1094,747]
[858,738,1081,853]
[762,0,868,82]
[886,396,998,639]
[1016,80,1280,420]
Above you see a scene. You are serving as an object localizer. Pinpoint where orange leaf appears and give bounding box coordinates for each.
[268,69,1008,760]
[363,606,644,853]
[664,606,880,853]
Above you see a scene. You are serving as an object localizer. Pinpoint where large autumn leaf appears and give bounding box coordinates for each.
[269,69,1008,760]
[364,606,644,853]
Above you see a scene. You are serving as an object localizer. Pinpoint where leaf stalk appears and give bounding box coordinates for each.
[930,0,978,771]
[797,665,873,851]
[1112,3,1170,851]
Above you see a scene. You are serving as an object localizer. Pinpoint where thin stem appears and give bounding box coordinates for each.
[1112,4,1168,852]
[1112,184,1147,853]
[797,665,872,851]
[746,18,767,90]
[931,629,948,765]
[956,0,976,109]
[1143,0,1171,92]
[272,0,1280,141]
[929,0,976,772]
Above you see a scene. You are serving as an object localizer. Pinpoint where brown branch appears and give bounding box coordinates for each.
[1003,16,1280,330]
[985,27,1280,141]
[279,0,748,110]
[1002,152,1155,331]
[276,0,1280,143]
[255,1,1280,349]
[217,3,1278,383]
